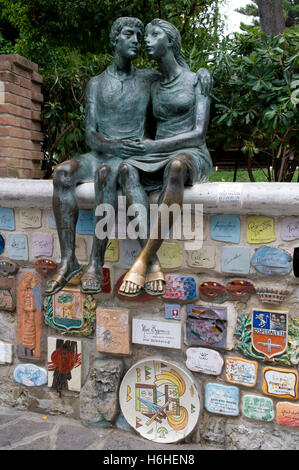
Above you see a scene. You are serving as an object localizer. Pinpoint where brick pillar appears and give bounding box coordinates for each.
[0,54,44,178]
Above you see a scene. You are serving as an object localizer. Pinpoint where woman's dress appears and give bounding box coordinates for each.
[127,67,213,192]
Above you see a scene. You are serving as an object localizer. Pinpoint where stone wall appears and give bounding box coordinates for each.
[0,179,299,450]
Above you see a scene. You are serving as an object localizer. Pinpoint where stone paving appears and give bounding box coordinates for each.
[0,406,223,451]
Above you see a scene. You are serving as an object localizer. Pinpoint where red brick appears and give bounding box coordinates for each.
[1,91,41,112]
[0,156,42,169]
[31,91,43,103]
[0,147,43,160]
[0,54,38,72]
[0,103,31,119]
[0,71,21,86]
[2,92,33,110]
[31,71,43,84]
[31,110,41,121]
[0,126,43,141]
[11,63,32,80]
[7,167,44,178]
[0,114,41,131]
[0,167,8,176]
[3,82,32,99]
[31,130,43,142]
[0,136,41,151]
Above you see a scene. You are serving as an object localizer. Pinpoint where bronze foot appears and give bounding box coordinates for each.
[80,272,103,294]
[144,271,165,296]
[45,266,82,296]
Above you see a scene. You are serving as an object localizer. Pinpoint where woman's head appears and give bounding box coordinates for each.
[145,19,188,69]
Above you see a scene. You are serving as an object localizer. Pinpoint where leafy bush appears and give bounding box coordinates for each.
[205,26,299,181]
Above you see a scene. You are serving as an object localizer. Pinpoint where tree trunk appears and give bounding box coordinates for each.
[256,0,285,36]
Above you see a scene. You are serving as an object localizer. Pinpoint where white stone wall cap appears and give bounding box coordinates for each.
[0,178,299,215]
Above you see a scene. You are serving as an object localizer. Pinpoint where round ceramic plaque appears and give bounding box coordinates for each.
[119,357,200,443]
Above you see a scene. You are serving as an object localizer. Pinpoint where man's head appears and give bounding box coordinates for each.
[110,17,144,59]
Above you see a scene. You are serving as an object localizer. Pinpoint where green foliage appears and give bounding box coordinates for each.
[202,26,299,182]
[0,0,225,57]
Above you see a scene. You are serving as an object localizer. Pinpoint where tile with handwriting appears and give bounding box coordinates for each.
[187,246,216,269]
[31,233,54,257]
[157,242,182,268]
[221,246,250,274]
[246,216,276,244]
[7,233,28,260]
[281,217,299,241]
[19,209,42,229]
[104,239,119,262]
[121,239,141,269]
[210,214,241,244]
[0,208,15,231]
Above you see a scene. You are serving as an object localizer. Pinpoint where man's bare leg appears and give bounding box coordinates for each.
[45,160,82,295]
[80,164,119,293]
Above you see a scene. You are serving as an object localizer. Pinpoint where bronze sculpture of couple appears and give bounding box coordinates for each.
[45,16,213,298]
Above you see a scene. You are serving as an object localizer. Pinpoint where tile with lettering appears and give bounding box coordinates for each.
[0,277,15,312]
[0,233,4,255]
[281,217,299,241]
[104,239,119,262]
[251,245,292,276]
[157,242,182,269]
[0,340,13,364]
[165,303,181,321]
[96,307,130,355]
[0,208,15,231]
[276,402,299,427]
[187,246,216,269]
[31,232,54,257]
[19,209,42,229]
[221,246,250,274]
[210,214,241,244]
[121,239,141,269]
[48,337,82,392]
[132,318,181,349]
[7,233,28,260]
[252,308,288,360]
[163,274,199,302]
[13,363,47,387]
[225,357,258,387]
[205,383,239,416]
[186,304,227,349]
[218,183,242,209]
[76,209,94,235]
[242,394,274,422]
[246,216,276,244]
[262,367,298,399]
[186,347,224,375]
